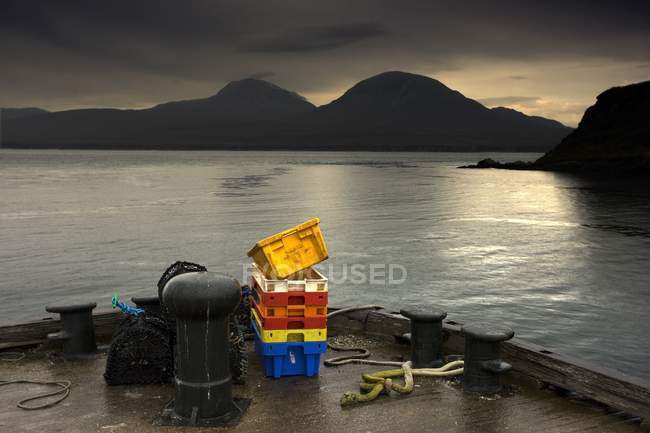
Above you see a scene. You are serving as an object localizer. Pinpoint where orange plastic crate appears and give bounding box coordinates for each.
[252,302,327,330]
[253,300,327,318]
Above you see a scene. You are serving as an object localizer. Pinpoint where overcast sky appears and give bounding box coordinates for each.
[2,0,649,126]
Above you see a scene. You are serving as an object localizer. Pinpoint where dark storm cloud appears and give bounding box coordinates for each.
[239,22,390,53]
[479,96,540,106]
[248,72,276,80]
[1,0,649,115]
[1,1,225,44]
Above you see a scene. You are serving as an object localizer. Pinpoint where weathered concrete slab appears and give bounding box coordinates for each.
[0,337,641,433]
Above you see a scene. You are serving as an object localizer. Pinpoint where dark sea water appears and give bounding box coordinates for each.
[1,149,649,379]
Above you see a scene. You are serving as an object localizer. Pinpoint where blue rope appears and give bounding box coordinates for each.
[111,294,144,316]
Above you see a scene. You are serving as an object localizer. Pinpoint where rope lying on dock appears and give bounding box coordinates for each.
[340,360,464,406]
[325,344,403,367]
[0,379,71,410]
[325,305,464,406]
[325,305,404,367]
[2,348,71,409]
[327,305,385,319]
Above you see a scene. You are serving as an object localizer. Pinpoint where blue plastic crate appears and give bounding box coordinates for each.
[252,320,327,378]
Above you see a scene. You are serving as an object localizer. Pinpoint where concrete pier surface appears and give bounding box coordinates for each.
[0,336,641,433]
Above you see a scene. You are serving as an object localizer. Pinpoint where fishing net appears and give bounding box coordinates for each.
[235,285,253,334]
[229,315,248,384]
[104,261,249,385]
[104,314,173,385]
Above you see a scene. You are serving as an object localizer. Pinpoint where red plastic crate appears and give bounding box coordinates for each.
[253,302,327,330]
[252,285,327,307]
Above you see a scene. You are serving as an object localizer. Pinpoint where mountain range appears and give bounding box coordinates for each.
[1,71,572,151]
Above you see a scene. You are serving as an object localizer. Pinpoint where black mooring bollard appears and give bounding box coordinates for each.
[131,296,162,315]
[461,322,514,394]
[158,271,249,427]
[45,302,97,359]
[400,306,447,368]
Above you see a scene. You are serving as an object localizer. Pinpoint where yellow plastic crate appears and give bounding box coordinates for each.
[252,308,327,343]
[247,218,329,279]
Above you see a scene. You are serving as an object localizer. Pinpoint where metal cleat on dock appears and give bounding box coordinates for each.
[461,322,514,394]
[45,302,98,359]
[400,305,447,368]
[130,295,162,315]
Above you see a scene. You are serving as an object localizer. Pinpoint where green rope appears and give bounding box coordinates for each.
[341,360,464,407]
[0,379,71,410]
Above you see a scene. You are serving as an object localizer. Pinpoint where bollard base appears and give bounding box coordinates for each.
[155,397,251,427]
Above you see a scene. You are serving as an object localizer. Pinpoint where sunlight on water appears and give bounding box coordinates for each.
[451,217,581,228]
[1,149,650,379]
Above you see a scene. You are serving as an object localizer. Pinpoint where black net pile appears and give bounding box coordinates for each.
[235,285,253,333]
[104,261,250,385]
[229,315,248,384]
[104,313,173,385]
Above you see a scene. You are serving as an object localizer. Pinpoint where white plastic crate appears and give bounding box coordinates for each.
[250,263,328,293]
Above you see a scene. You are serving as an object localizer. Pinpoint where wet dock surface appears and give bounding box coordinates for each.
[0,336,642,433]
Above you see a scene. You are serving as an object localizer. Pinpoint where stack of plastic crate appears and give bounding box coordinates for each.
[247,218,329,378]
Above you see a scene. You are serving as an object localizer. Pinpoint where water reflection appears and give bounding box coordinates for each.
[216,167,291,197]
[1,150,650,380]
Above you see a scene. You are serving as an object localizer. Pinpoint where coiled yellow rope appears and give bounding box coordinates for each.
[341,360,464,406]
[326,306,465,406]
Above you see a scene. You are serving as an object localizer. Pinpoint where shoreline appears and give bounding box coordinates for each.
[0,143,552,152]
[459,157,650,177]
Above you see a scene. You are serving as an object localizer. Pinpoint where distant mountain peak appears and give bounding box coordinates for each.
[336,71,450,100]
[214,78,310,103]
[150,77,313,119]
[313,70,570,150]
[219,77,281,90]
[361,70,447,85]
[319,70,485,123]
